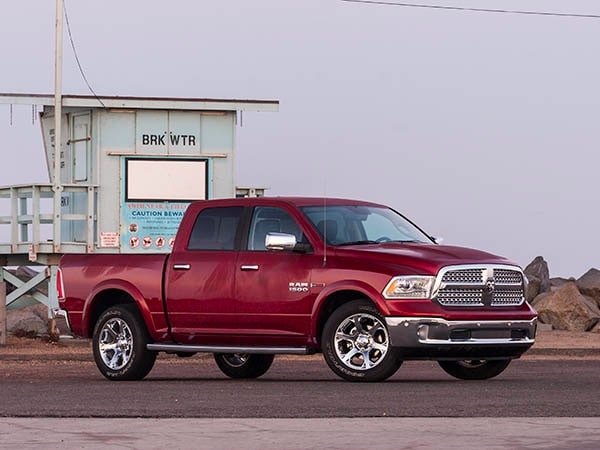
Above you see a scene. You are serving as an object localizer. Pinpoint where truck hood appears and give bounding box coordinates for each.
[333,242,516,275]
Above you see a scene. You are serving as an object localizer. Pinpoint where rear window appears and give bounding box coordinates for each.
[187,206,243,250]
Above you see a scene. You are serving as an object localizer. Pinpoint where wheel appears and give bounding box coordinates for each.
[322,300,402,382]
[214,353,274,379]
[92,305,157,381]
[438,359,511,380]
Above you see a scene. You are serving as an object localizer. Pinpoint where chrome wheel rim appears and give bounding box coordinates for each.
[221,353,249,368]
[98,317,133,370]
[334,313,389,371]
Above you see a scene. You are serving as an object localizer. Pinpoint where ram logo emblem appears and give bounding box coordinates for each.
[485,278,496,293]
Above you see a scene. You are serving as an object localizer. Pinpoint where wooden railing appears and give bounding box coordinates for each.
[0,183,98,259]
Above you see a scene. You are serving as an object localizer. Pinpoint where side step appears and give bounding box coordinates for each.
[147,343,310,355]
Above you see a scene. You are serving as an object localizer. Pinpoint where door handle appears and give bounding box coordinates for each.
[173,264,191,270]
[240,265,259,271]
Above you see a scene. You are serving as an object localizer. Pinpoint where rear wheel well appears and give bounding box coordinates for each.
[316,290,378,346]
[87,289,136,338]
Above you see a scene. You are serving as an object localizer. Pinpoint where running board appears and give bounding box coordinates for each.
[147,343,310,355]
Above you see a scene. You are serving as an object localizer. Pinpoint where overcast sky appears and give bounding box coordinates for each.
[1,0,599,278]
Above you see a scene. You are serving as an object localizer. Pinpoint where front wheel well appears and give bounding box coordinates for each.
[316,290,379,346]
[87,289,136,338]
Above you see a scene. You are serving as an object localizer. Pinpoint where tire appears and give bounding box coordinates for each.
[214,353,274,379]
[438,359,511,380]
[322,300,402,382]
[92,305,157,381]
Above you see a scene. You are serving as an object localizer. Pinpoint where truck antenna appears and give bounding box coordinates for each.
[322,196,327,267]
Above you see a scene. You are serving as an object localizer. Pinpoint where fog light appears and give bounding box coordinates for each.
[417,325,429,341]
[511,329,527,340]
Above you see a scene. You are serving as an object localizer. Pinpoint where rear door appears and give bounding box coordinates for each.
[164,206,243,344]
[235,205,319,346]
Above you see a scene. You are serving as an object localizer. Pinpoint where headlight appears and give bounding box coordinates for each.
[382,276,435,299]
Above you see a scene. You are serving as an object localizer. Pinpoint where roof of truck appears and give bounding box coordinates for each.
[191,197,386,208]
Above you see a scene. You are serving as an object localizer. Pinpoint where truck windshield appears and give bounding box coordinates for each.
[300,205,433,246]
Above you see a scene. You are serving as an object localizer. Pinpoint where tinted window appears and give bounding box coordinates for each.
[188,206,243,250]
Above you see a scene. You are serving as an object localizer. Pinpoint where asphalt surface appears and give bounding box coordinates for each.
[1,355,600,417]
[2,336,600,448]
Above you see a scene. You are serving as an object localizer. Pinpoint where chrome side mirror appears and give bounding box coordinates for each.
[265,232,297,251]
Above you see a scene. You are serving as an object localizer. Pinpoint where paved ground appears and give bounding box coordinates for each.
[2,328,600,449]
[2,358,600,417]
[2,417,600,450]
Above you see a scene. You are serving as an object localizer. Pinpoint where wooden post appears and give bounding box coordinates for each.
[0,280,6,346]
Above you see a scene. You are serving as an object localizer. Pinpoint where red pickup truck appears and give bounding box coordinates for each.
[58,197,537,382]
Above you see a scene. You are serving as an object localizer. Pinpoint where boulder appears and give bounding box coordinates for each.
[531,282,600,332]
[6,303,48,336]
[549,277,574,291]
[576,268,600,307]
[524,256,550,296]
[525,276,541,303]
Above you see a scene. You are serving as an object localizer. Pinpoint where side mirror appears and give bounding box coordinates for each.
[431,236,444,245]
[265,232,297,251]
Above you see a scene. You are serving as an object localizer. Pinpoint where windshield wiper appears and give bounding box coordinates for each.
[337,240,378,246]
[388,239,422,243]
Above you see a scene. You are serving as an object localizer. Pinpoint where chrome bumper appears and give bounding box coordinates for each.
[385,317,537,359]
[52,308,71,331]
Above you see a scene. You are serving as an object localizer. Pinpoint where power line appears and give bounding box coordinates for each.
[63,0,106,107]
[340,0,600,19]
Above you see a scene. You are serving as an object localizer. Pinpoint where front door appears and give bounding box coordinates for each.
[235,206,318,346]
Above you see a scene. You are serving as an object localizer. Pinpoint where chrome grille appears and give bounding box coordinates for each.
[494,269,523,285]
[492,289,524,305]
[434,265,525,307]
[436,288,484,306]
[441,269,483,284]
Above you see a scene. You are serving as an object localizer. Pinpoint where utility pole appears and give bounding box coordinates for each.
[0,272,6,346]
[47,0,65,338]
[53,0,63,253]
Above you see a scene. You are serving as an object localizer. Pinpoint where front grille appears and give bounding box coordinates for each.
[437,288,484,306]
[434,266,525,307]
[441,269,483,284]
[493,289,524,305]
[494,269,523,284]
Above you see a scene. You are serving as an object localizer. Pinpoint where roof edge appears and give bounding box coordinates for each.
[0,93,279,112]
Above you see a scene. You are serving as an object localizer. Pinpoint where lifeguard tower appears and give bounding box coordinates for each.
[0,93,277,339]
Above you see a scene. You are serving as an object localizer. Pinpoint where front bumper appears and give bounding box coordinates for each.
[385,316,537,360]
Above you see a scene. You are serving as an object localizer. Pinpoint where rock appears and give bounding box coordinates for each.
[524,256,550,294]
[549,277,574,290]
[576,268,600,307]
[7,304,49,336]
[525,276,541,302]
[591,322,600,334]
[531,282,600,332]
